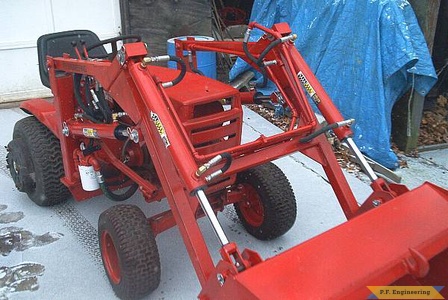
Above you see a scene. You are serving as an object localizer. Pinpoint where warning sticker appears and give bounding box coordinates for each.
[297,71,321,104]
[150,111,170,148]
[82,128,99,138]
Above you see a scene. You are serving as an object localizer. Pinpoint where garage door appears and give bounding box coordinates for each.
[0,0,121,104]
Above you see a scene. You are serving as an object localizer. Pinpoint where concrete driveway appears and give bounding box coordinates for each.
[0,106,445,299]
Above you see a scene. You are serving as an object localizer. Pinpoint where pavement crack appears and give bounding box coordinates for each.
[288,153,330,184]
[243,119,330,185]
[420,156,448,172]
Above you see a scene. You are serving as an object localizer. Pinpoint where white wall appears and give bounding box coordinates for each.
[0,0,121,103]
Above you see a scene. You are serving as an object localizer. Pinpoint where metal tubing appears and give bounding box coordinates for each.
[195,189,229,246]
[229,71,255,89]
[345,137,378,182]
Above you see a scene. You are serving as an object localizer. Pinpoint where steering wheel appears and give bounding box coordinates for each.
[86,34,142,59]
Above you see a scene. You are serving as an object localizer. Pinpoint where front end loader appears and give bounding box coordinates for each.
[6,22,448,299]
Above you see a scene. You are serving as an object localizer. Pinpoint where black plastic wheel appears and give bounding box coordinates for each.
[234,162,297,240]
[98,204,160,300]
[6,116,70,206]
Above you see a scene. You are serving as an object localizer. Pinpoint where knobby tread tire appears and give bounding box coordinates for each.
[99,204,160,300]
[12,116,70,206]
[235,162,297,240]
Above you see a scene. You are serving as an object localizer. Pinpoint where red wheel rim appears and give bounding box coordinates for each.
[101,231,121,284]
[239,184,264,227]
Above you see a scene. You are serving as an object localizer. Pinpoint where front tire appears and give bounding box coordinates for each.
[234,162,297,240]
[6,116,70,206]
[98,204,160,300]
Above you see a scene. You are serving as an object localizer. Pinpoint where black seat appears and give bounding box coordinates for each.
[37,30,107,88]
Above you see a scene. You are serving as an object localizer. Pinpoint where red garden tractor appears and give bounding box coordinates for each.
[6,22,448,299]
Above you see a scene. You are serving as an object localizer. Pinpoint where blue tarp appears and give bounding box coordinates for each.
[230,0,437,169]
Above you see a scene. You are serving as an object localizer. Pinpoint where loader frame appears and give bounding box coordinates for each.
[17,22,448,298]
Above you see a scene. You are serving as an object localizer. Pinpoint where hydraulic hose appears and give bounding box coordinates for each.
[189,61,204,76]
[83,152,139,202]
[218,152,232,174]
[256,39,282,66]
[242,37,259,66]
[142,55,186,87]
[96,86,113,123]
[166,55,186,87]
[300,119,355,143]
[95,159,139,202]
[243,30,281,88]
[195,152,232,182]
[243,40,268,88]
[84,76,112,124]
[242,33,267,88]
[74,74,113,124]
[100,181,139,202]
[187,53,204,76]
[74,74,93,115]
[243,28,295,89]
[73,74,102,123]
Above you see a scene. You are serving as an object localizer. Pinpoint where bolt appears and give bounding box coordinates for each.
[127,128,139,143]
[62,122,69,136]
[372,200,381,207]
[117,47,126,65]
[217,273,225,286]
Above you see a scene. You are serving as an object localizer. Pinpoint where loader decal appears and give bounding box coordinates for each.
[297,71,321,104]
[150,111,170,148]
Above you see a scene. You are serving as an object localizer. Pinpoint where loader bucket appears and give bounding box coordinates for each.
[200,182,448,299]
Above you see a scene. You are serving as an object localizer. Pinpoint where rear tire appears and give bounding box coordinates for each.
[98,204,160,300]
[6,116,70,206]
[234,162,297,240]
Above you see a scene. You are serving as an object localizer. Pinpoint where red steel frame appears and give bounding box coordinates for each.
[21,22,448,298]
